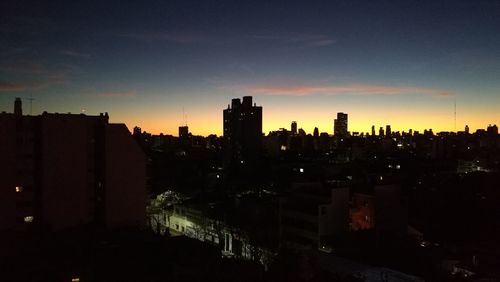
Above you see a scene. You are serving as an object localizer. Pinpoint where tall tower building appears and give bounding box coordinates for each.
[334,112,348,137]
[313,127,319,138]
[14,97,22,116]
[465,125,470,134]
[379,127,385,137]
[371,125,375,136]
[178,126,189,138]
[223,96,262,165]
[291,121,297,135]
[386,125,392,138]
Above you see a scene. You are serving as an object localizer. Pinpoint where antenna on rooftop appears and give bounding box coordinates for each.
[28,94,35,115]
[454,99,457,133]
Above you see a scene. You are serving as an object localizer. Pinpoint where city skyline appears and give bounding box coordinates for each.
[6,95,497,138]
[1,0,500,136]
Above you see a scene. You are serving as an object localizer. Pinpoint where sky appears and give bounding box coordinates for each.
[1,0,500,136]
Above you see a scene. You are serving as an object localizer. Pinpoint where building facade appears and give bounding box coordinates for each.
[280,182,350,250]
[0,99,146,233]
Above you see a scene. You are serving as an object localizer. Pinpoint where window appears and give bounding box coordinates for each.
[24,216,34,223]
[15,186,24,193]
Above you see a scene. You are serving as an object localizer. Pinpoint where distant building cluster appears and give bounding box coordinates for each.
[141,96,500,280]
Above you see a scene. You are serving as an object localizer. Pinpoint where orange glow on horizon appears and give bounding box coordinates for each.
[118,113,498,137]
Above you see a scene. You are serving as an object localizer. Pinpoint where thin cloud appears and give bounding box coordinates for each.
[117,31,205,44]
[61,50,91,58]
[247,84,452,97]
[252,33,336,47]
[0,60,76,84]
[0,81,50,92]
[98,91,135,98]
[309,39,336,47]
[0,61,48,74]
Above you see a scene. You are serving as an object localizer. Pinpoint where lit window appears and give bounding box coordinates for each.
[24,216,34,223]
[299,168,304,173]
[72,278,80,282]
[15,186,24,193]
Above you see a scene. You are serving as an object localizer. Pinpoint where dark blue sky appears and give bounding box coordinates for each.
[1,0,499,135]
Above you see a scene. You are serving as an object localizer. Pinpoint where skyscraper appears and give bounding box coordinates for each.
[179,125,189,138]
[291,121,297,136]
[14,97,22,116]
[334,112,348,137]
[386,125,392,138]
[371,125,375,136]
[313,127,319,138]
[223,96,262,165]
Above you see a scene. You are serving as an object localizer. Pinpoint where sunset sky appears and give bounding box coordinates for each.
[1,0,500,136]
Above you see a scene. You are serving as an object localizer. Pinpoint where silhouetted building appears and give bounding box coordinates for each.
[179,125,189,138]
[373,184,407,242]
[379,127,384,137]
[334,112,348,137]
[0,99,146,233]
[371,125,375,136]
[487,124,498,135]
[386,125,392,138]
[465,125,470,134]
[291,121,297,135]
[313,127,319,138]
[223,96,262,165]
[133,126,142,136]
[14,97,22,116]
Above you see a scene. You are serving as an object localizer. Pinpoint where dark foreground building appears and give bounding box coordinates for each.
[0,99,146,233]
